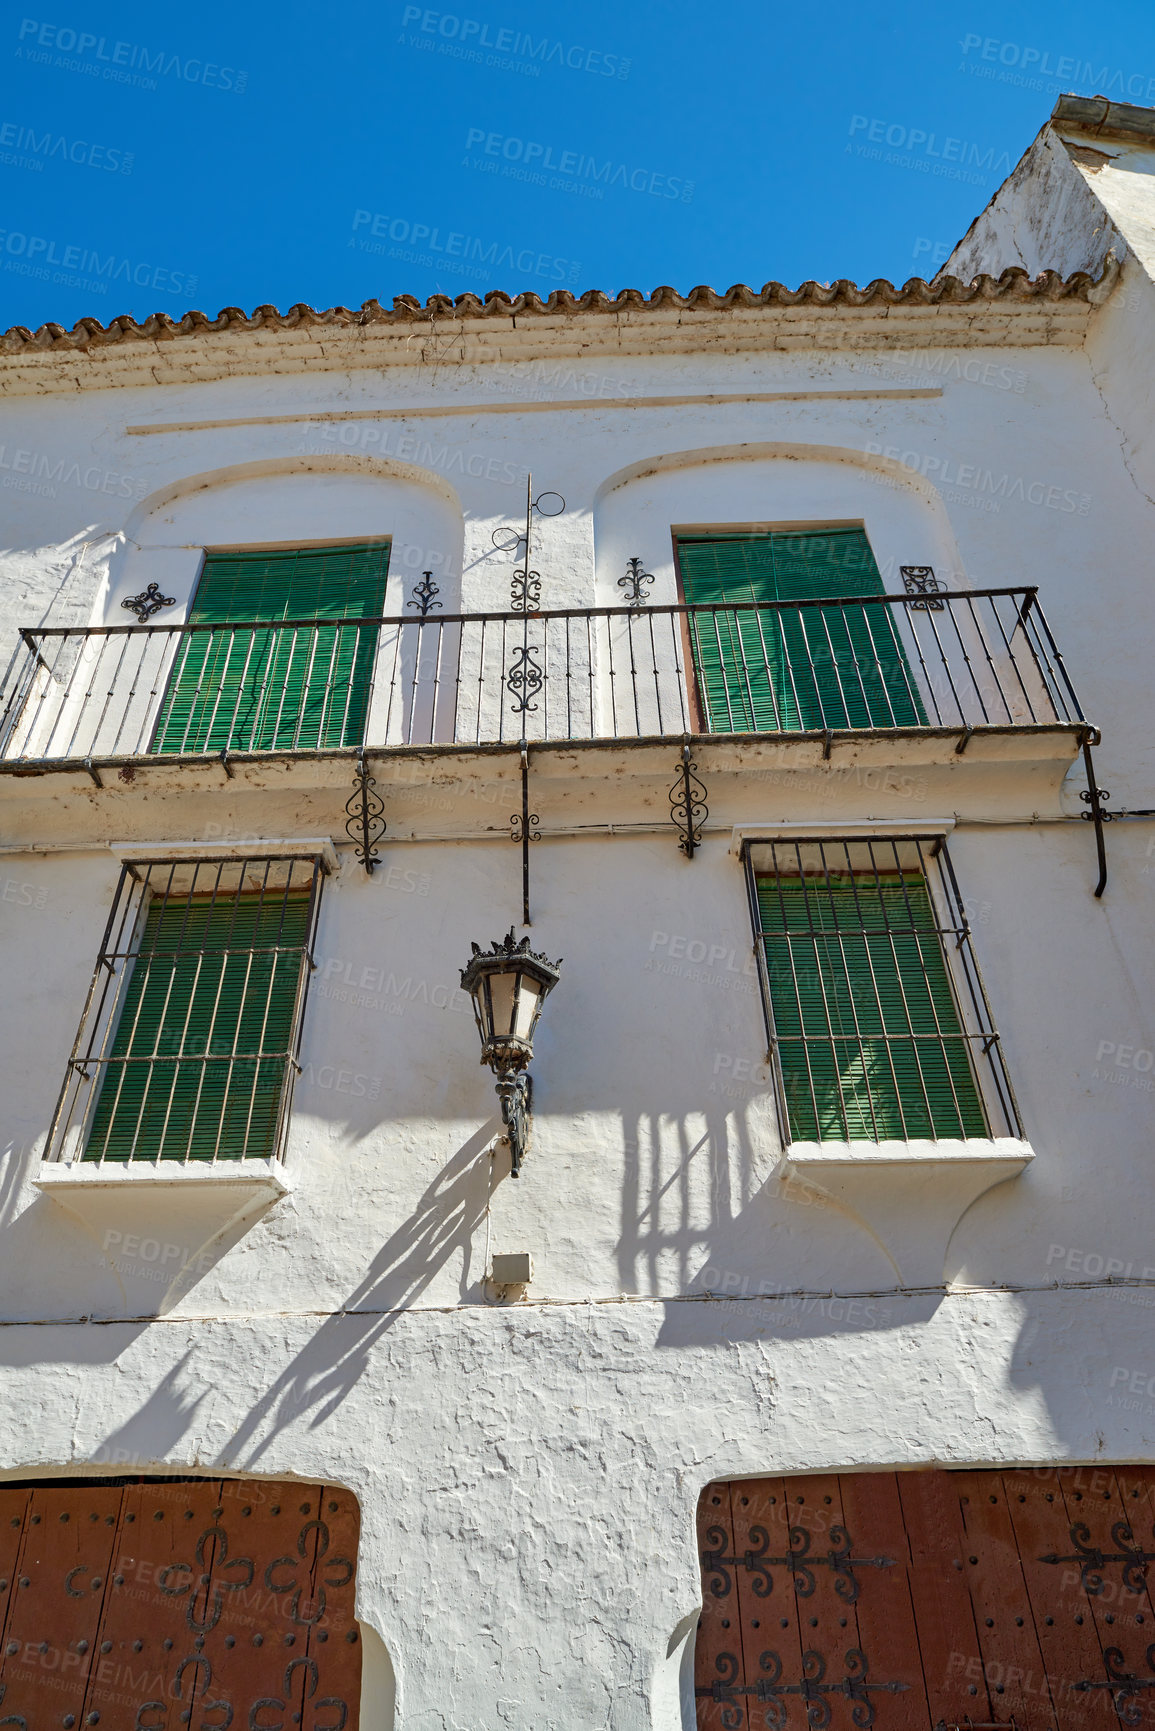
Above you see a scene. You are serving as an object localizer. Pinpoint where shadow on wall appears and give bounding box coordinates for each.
[1007,1284,1155,1443]
[91,1354,212,1467]
[616,1096,919,1348]
[0,1138,145,1360]
[0,1139,31,1238]
[0,528,115,673]
[653,1609,699,1731]
[217,1120,499,1462]
[360,1622,396,1731]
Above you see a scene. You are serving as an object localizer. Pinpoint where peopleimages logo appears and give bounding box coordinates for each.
[0,443,147,501]
[0,229,196,296]
[959,33,1155,101]
[15,19,247,92]
[0,119,132,172]
[464,128,694,202]
[848,115,1012,179]
[865,440,1091,515]
[351,210,582,284]
[399,8,631,79]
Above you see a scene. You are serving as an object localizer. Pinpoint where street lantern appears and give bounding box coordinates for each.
[460,929,562,1176]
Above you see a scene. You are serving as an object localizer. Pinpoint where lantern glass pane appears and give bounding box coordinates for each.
[513,975,542,1041]
[486,970,519,1040]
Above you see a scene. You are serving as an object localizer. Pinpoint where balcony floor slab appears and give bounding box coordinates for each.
[0,727,1090,853]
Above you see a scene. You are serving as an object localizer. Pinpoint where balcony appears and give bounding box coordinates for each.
[0,588,1087,777]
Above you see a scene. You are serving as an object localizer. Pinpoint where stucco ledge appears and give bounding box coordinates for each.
[778,1139,1034,1288]
[34,1159,292,1316]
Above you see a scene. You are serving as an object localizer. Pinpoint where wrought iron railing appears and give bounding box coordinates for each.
[0,588,1084,765]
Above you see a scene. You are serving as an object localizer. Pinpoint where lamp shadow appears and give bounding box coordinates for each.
[222,1121,499,1464]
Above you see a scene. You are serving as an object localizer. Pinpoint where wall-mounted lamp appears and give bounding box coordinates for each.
[460,929,562,1176]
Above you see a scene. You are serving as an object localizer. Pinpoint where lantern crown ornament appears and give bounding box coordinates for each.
[460,929,562,1176]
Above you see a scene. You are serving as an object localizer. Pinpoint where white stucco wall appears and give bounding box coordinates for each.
[944,126,1124,282]
[943,113,1155,514]
[0,223,1154,1730]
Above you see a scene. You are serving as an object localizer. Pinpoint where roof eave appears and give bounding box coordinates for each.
[1051,93,1155,145]
[0,262,1118,396]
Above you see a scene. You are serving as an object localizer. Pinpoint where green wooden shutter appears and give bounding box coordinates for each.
[84,891,312,1162]
[677,529,927,731]
[153,542,391,754]
[757,872,987,1141]
[771,530,927,728]
[676,538,789,731]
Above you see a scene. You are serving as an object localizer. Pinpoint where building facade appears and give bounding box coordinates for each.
[0,93,1153,1731]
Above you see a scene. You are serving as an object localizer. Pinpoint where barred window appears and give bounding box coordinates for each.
[743,836,1021,1143]
[48,856,325,1167]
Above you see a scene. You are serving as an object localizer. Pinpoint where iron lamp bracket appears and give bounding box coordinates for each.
[494,1069,532,1176]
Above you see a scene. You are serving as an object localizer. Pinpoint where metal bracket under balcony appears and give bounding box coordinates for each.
[0,584,1100,887]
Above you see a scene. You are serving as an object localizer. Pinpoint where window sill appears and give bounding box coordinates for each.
[36,1157,292,1193]
[779,1138,1034,1287]
[35,1158,293,1316]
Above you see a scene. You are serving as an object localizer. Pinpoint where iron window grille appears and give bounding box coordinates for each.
[46,855,326,1168]
[742,835,1022,1145]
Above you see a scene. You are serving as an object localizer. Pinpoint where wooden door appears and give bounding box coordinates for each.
[697,1466,1155,1731]
[0,1476,361,1729]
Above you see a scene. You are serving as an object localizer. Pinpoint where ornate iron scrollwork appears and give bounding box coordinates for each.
[510,565,542,614]
[493,476,563,922]
[1046,1516,1155,1719]
[619,556,654,609]
[1074,1643,1155,1726]
[510,807,541,845]
[249,1656,351,1731]
[157,1522,254,1634]
[900,565,944,611]
[701,1524,894,1606]
[1041,1518,1155,1596]
[407,572,442,616]
[493,476,564,614]
[122,582,176,622]
[345,753,386,875]
[670,738,707,859]
[495,1070,532,1177]
[511,749,539,926]
[264,1517,354,1625]
[697,1646,907,1731]
[507,641,544,716]
[138,1655,232,1731]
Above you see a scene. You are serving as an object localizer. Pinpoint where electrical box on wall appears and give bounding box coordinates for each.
[490,1253,533,1286]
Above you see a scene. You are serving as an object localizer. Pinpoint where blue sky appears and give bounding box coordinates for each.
[2,0,1154,330]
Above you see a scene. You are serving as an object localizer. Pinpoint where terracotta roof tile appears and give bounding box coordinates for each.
[0,264,1117,356]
